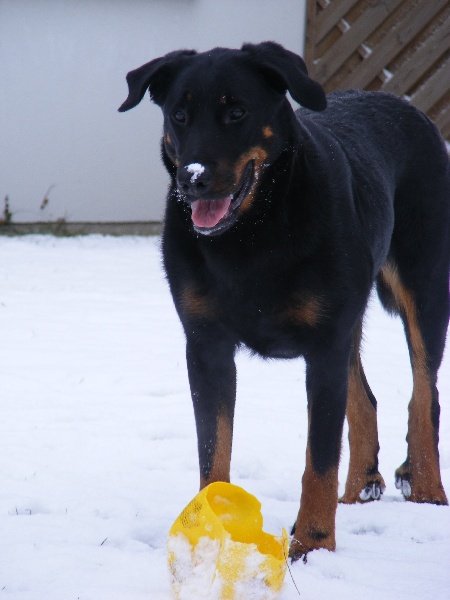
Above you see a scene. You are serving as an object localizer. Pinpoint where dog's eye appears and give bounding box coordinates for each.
[173,110,187,124]
[227,107,247,123]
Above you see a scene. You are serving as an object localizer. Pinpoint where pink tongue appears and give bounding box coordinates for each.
[191,197,232,228]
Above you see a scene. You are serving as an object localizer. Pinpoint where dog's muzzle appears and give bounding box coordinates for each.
[187,161,254,236]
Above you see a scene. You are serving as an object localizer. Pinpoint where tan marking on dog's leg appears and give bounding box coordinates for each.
[290,444,338,558]
[401,364,448,503]
[340,359,385,503]
[290,405,338,558]
[381,263,448,504]
[200,411,233,489]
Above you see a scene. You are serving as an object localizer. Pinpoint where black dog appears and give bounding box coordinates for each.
[119,42,449,560]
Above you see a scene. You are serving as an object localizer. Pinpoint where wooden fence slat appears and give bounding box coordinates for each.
[305,0,450,142]
[314,0,403,85]
[433,104,450,140]
[410,56,450,113]
[305,0,318,72]
[434,107,450,139]
[382,20,450,96]
[315,0,357,44]
[336,0,447,91]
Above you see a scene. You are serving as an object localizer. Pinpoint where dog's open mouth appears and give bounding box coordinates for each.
[190,161,254,235]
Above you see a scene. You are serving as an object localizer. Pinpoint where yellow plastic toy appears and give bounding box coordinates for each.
[167,482,288,600]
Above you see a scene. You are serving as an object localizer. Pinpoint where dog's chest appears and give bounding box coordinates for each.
[182,263,324,359]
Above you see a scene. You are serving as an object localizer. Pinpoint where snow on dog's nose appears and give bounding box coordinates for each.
[177,163,212,197]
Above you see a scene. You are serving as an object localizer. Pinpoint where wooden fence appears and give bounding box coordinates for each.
[305,0,450,144]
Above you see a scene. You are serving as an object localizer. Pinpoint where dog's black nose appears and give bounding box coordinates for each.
[177,163,212,197]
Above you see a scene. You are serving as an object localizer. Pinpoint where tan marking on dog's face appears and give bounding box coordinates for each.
[284,296,325,327]
[185,91,193,102]
[380,262,447,504]
[200,411,232,489]
[262,126,274,138]
[180,285,216,319]
[232,146,268,213]
[165,132,172,146]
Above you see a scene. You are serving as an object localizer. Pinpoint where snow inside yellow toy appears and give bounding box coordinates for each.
[167,482,288,600]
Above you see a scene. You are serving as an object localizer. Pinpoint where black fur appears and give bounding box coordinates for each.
[120,42,450,553]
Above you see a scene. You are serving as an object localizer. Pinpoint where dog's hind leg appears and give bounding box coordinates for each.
[378,260,448,505]
[340,318,386,504]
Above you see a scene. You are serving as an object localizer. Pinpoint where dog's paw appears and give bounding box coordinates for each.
[395,473,412,498]
[359,481,386,502]
[288,538,310,564]
[289,522,335,563]
[395,464,448,504]
[340,473,386,504]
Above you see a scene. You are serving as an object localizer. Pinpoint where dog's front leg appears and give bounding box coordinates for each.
[290,347,349,560]
[186,332,237,490]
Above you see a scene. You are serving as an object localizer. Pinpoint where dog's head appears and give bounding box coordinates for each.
[119,42,326,236]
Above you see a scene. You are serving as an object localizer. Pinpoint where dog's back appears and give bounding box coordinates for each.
[294,90,450,279]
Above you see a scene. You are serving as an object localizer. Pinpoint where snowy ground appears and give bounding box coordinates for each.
[0,235,449,600]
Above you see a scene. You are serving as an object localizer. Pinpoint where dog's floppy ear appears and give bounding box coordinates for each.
[118,49,197,112]
[241,41,326,111]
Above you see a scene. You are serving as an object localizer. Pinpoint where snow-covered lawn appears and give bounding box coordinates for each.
[0,235,449,599]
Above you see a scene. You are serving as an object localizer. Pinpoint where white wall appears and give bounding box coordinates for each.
[0,0,306,223]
